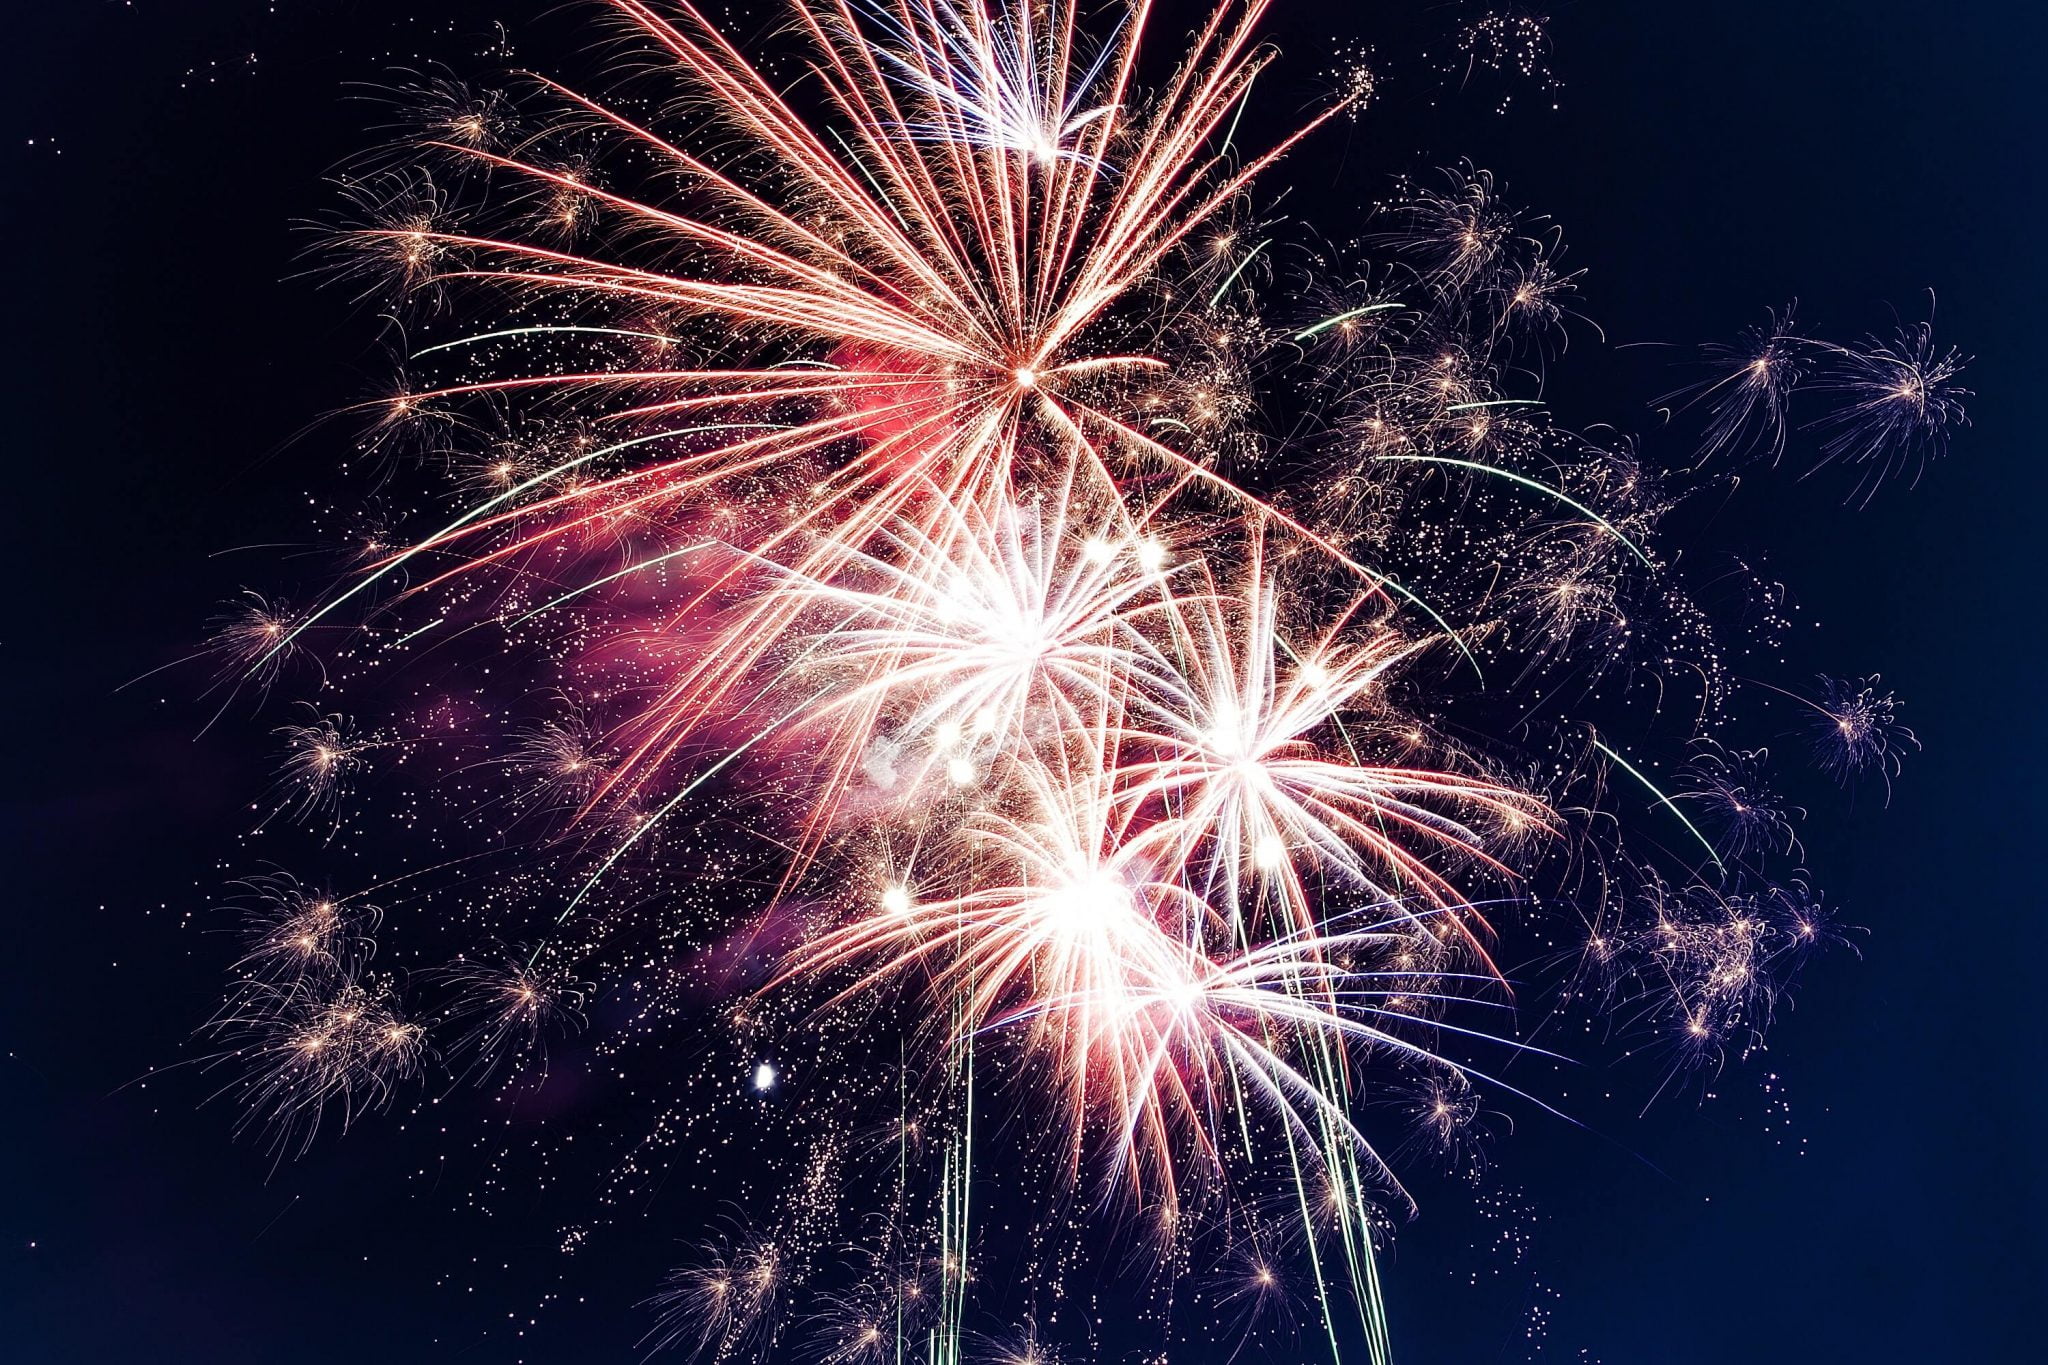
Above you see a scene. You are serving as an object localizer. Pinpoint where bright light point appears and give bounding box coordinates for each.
[1136,539,1167,572]
[881,885,912,915]
[934,720,964,750]
[946,757,976,786]
[1013,366,1038,389]
[1207,703,1246,756]
[1044,870,1131,929]
[1299,661,1331,688]
[752,1061,777,1092]
[1254,835,1287,867]
[1083,536,1117,564]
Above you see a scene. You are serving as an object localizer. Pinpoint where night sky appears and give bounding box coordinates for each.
[4,2,2042,1361]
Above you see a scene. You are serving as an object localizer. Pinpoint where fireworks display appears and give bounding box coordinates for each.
[166,1,1970,1359]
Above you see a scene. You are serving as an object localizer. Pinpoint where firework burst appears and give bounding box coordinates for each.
[179,1,1950,1358]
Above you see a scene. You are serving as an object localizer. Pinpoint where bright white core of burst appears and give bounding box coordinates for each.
[1206,702,1248,757]
[752,1061,778,1092]
[1043,870,1132,933]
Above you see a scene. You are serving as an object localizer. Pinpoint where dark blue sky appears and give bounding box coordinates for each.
[3,2,2041,1360]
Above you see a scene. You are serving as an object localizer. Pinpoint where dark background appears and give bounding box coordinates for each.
[3,2,2040,1360]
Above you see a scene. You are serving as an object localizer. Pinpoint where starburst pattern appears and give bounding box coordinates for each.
[178,3,1946,1358]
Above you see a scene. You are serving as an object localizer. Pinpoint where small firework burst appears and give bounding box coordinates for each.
[1811,320,1973,502]
[1445,9,1563,114]
[1678,743,1803,864]
[266,707,373,827]
[204,973,424,1159]
[205,591,304,690]
[1571,873,1841,1090]
[438,954,589,1083]
[506,709,614,812]
[1807,674,1920,794]
[1660,305,1812,466]
[1327,43,1380,119]
[231,873,380,982]
[1388,1069,1491,1181]
[645,1234,788,1362]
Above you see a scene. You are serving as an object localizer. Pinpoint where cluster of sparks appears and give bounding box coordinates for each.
[179,1,1961,1358]
[201,876,424,1157]
[1663,302,1972,503]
